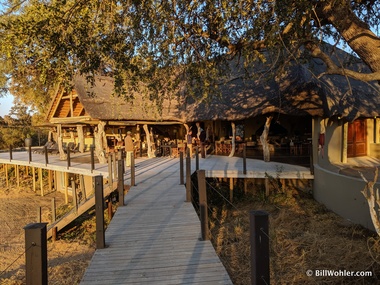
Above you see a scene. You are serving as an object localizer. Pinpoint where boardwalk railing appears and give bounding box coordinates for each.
[194,167,270,285]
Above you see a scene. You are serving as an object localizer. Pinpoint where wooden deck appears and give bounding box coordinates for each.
[0,150,313,284]
[80,157,233,285]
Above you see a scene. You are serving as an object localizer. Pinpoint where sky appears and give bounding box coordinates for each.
[0,94,13,117]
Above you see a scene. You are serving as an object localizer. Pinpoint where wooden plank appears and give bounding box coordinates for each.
[80,158,233,285]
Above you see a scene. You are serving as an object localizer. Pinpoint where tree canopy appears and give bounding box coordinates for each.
[0,0,379,114]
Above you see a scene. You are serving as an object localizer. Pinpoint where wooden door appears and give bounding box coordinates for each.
[347,119,367,157]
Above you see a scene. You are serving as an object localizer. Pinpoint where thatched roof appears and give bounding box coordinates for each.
[183,47,380,122]
[73,46,380,124]
[74,75,185,123]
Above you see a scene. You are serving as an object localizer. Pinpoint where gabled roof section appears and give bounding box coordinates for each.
[46,86,91,124]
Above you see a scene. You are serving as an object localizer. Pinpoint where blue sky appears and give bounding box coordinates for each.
[0,95,13,117]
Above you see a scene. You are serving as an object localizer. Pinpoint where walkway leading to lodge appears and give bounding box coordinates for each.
[0,150,313,284]
[80,157,233,285]
[80,156,313,284]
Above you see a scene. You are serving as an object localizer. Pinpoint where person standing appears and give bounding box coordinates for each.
[199,128,206,158]
[124,131,134,167]
[186,130,193,157]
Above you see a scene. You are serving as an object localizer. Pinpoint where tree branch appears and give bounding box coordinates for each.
[305,41,380,82]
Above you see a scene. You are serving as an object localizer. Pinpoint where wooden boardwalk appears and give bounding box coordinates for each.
[0,150,313,284]
[80,157,233,285]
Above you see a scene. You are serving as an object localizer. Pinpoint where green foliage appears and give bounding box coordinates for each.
[0,101,35,148]
[0,0,379,111]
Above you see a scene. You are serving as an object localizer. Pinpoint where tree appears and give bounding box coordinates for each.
[0,0,379,113]
[0,100,33,148]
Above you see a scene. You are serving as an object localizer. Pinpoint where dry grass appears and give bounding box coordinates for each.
[2,166,380,284]
[0,168,116,285]
[207,178,380,284]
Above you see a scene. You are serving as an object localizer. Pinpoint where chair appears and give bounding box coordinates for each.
[171,147,179,158]
[223,141,232,154]
[215,141,223,154]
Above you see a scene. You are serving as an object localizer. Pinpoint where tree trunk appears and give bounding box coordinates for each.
[94,121,107,164]
[260,116,273,162]
[57,124,66,160]
[143,124,155,158]
[77,125,85,153]
[229,122,236,157]
[361,169,380,236]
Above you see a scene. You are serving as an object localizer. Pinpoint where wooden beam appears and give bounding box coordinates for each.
[61,93,78,100]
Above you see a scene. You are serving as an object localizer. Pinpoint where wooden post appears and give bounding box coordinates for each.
[67,147,71,169]
[197,170,209,241]
[37,207,41,223]
[9,145,13,161]
[90,145,95,172]
[107,201,113,220]
[250,211,269,285]
[94,175,105,249]
[195,146,199,171]
[64,172,68,204]
[108,155,113,185]
[5,164,9,188]
[229,178,234,202]
[51,198,56,223]
[53,171,57,193]
[118,160,124,206]
[112,152,117,181]
[131,154,135,186]
[24,223,48,285]
[186,152,191,202]
[28,145,32,163]
[39,168,44,196]
[80,175,87,201]
[16,164,20,189]
[180,151,184,185]
[265,178,270,196]
[48,170,52,193]
[52,227,57,242]
[72,178,77,213]
[44,146,49,165]
[32,167,36,192]
[243,144,247,175]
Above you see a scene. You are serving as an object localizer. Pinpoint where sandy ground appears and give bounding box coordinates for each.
[0,176,94,285]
